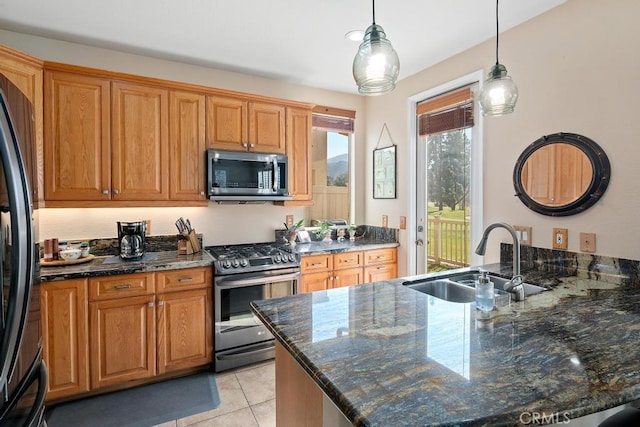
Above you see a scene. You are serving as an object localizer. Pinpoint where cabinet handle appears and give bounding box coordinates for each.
[242,143,248,148]
[113,189,120,195]
[377,266,387,270]
[200,191,205,196]
[334,276,339,280]
[178,277,193,283]
[250,143,255,148]
[114,284,131,290]
[157,301,164,306]
[102,189,109,195]
[376,256,386,260]
[148,302,154,308]
[311,263,324,267]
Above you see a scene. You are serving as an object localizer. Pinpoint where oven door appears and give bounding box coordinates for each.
[214,268,298,354]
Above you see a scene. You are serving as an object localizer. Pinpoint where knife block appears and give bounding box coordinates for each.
[178,230,201,255]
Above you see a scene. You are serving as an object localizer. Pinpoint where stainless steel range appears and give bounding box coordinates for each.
[207,242,300,372]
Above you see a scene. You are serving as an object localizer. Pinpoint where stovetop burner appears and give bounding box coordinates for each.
[207,242,299,274]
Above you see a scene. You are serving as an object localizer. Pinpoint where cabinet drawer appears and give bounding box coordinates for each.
[301,254,332,273]
[89,273,155,301]
[333,251,363,270]
[156,267,212,293]
[364,248,397,265]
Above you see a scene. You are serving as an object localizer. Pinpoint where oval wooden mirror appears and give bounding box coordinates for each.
[513,132,610,216]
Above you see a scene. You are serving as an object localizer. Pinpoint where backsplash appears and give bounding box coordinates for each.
[501,243,640,287]
[48,234,203,257]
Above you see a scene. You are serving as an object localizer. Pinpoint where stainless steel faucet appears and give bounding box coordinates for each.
[475,222,525,301]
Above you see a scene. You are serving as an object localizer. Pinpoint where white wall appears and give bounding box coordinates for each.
[363,0,640,269]
[0,29,367,248]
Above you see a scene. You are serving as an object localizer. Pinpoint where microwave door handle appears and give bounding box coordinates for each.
[272,158,278,191]
[217,272,300,288]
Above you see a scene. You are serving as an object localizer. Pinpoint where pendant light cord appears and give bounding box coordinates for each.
[372,0,376,24]
[495,0,500,65]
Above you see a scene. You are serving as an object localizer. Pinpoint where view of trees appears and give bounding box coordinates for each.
[427,130,471,212]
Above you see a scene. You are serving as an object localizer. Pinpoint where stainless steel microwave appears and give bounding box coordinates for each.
[207,150,292,202]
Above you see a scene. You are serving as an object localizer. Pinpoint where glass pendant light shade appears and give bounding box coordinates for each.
[353,23,400,95]
[479,62,519,116]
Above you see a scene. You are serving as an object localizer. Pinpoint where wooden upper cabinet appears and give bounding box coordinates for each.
[285,107,312,201]
[248,101,286,154]
[170,90,206,200]
[111,81,169,200]
[206,95,286,154]
[44,70,111,201]
[0,45,44,206]
[205,95,247,150]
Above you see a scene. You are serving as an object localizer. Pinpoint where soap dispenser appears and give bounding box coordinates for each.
[475,270,494,312]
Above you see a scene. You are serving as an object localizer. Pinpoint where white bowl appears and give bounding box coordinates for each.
[60,248,81,261]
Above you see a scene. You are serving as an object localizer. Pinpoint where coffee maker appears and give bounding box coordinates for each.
[117,221,146,259]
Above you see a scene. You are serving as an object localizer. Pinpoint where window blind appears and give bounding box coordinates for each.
[417,87,474,136]
[312,105,355,133]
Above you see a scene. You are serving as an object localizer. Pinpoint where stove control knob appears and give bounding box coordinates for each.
[289,254,296,262]
[222,260,231,269]
[274,255,282,263]
[240,258,248,267]
[231,259,240,268]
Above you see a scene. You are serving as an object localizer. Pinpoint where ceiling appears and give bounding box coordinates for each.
[0,0,566,94]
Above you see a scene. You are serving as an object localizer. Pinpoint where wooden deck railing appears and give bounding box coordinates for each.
[427,217,470,268]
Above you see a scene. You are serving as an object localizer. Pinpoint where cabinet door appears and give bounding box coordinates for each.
[156,267,211,294]
[205,95,247,150]
[41,279,89,400]
[364,248,397,266]
[169,90,206,200]
[89,295,156,389]
[333,252,363,270]
[111,81,169,200]
[300,271,332,293]
[157,288,213,374]
[285,107,312,201]
[333,267,364,288]
[44,70,111,201]
[0,46,43,206]
[300,254,332,274]
[248,101,285,154]
[364,263,398,283]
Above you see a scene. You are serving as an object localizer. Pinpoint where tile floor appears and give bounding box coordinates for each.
[153,360,276,427]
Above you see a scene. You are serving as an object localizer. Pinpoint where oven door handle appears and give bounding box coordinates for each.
[216,272,300,288]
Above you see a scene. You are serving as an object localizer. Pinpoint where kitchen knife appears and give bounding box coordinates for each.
[185,219,193,232]
[175,219,184,233]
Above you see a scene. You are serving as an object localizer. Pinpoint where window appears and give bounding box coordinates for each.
[306,106,355,225]
[417,86,475,272]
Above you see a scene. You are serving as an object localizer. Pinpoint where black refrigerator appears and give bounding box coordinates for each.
[0,72,47,425]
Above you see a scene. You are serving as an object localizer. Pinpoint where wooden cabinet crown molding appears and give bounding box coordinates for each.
[43,61,315,110]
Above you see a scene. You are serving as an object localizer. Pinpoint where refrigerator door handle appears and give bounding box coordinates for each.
[0,93,35,389]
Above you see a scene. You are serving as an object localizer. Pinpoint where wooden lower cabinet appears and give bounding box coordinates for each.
[41,278,89,400]
[89,294,156,389]
[157,287,213,374]
[42,267,213,400]
[300,248,396,293]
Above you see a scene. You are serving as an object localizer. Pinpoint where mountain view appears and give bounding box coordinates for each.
[327,153,349,186]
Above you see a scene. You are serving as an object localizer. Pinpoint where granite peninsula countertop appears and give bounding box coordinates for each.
[39,250,214,282]
[251,264,640,426]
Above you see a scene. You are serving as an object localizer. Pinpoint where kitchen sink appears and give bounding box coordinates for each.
[444,271,547,297]
[403,270,547,304]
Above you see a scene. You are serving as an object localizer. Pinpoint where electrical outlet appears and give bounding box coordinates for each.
[285,215,294,229]
[513,225,532,246]
[399,216,406,230]
[580,232,596,253]
[145,219,151,235]
[552,228,568,250]
[382,215,388,228]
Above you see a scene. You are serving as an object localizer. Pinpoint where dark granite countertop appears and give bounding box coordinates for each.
[39,250,214,282]
[251,264,640,426]
[291,239,399,255]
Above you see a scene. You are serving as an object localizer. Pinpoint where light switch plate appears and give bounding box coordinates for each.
[399,216,406,230]
[580,232,596,253]
[382,215,388,228]
[552,228,568,250]
[513,225,532,246]
[285,215,294,229]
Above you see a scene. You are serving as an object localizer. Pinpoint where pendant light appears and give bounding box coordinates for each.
[478,0,518,116]
[352,0,400,95]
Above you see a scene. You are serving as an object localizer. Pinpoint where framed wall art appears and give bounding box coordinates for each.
[373,145,396,199]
